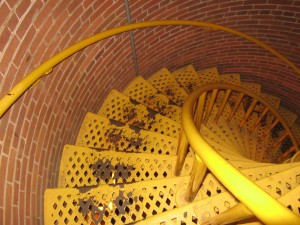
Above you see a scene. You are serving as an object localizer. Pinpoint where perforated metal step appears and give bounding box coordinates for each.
[172,65,202,94]
[197,67,220,84]
[98,90,181,138]
[44,176,191,225]
[242,82,261,96]
[76,113,179,155]
[278,107,297,127]
[147,68,188,106]
[254,165,300,199]
[261,93,281,109]
[122,76,182,123]
[240,162,300,182]
[219,74,241,86]
[277,185,300,215]
[135,192,238,225]
[58,145,194,188]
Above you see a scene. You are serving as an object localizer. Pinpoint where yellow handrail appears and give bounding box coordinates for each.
[182,83,300,224]
[1,20,300,118]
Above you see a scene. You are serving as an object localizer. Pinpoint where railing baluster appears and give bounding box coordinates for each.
[200,203,254,225]
[262,118,279,138]
[203,89,218,125]
[175,128,189,176]
[194,92,207,130]
[273,132,289,148]
[215,89,231,124]
[227,93,244,124]
[185,155,207,202]
[278,146,296,162]
[239,99,258,129]
[250,107,269,131]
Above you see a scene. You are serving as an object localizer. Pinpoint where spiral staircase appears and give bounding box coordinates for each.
[44,65,300,225]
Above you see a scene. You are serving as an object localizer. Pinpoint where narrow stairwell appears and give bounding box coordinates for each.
[44,65,300,225]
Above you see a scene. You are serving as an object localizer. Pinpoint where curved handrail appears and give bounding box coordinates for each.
[1,20,300,118]
[182,83,300,224]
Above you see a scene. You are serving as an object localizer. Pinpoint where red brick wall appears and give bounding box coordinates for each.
[0,0,300,224]
[0,1,134,224]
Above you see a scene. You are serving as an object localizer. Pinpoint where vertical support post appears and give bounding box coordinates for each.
[203,89,218,125]
[185,155,207,202]
[239,99,258,129]
[227,93,244,124]
[175,128,189,176]
[215,89,231,124]
[194,92,207,130]
[250,107,269,131]
[124,0,139,76]
[262,118,279,138]
[200,203,254,225]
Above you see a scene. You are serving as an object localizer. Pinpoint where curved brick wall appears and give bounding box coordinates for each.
[0,0,299,224]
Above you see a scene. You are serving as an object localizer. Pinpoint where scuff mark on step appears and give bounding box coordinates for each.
[77,185,99,193]
[109,119,125,127]
[147,107,158,119]
[106,128,123,144]
[123,106,138,123]
[130,98,140,105]
[91,159,135,184]
[129,125,141,134]
[78,197,107,224]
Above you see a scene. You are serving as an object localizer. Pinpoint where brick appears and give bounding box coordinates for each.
[0,2,10,28]
[16,0,31,18]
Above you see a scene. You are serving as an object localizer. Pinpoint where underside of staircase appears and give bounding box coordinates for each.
[44,65,300,224]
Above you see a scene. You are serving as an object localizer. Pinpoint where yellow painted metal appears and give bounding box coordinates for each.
[227,93,244,123]
[175,128,190,176]
[135,192,238,225]
[197,67,220,84]
[278,185,300,215]
[242,82,262,96]
[122,76,182,123]
[220,74,241,85]
[240,162,300,182]
[98,89,181,138]
[261,93,281,109]
[45,176,191,225]
[76,112,179,155]
[194,93,207,130]
[1,20,300,118]
[215,89,231,123]
[239,99,258,129]
[278,107,297,127]
[58,145,193,188]
[203,203,253,225]
[203,89,219,125]
[172,65,202,93]
[291,151,300,162]
[147,68,188,106]
[250,107,269,131]
[181,83,300,224]
[185,155,207,202]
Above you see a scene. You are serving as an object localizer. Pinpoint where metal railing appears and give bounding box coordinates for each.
[1,20,300,224]
[176,83,300,224]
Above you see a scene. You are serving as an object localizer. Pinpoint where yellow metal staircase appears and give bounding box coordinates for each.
[44,65,300,225]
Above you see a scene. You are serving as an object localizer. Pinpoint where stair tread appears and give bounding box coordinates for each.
[240,162,300,182]
[261,93,281,109]
[76,113,179,154]
[45,176,191,225]
[172,65,202,93]
[291,124,300,146]
[147,67,188,106]
[219,73,241,86]
[242,82,261,96]
[122,76,182,122]
[197,67,220,84]
[58,145,193,188]
[277,184,300,215]
[135,191,237,225]
[98,89,180,138]
[278,106,297,127]
[201,122,244,155]
[254,165,300,199]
